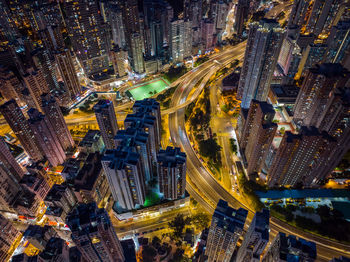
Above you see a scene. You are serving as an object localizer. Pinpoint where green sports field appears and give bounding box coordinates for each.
[128,78,169,100]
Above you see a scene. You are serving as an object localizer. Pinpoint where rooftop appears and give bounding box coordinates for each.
[39,237,66,260]
[133,98,160,112]
[103,147,140,170]
[79,130,102,147]
[271,84,299,103]
[45,184,69,202]
[74,152,103,191]
[66,202,111,236]
[114,127,149,148]
[93,99,113,112]
[213,200,247,233]
[277,232,317,260]
[310,63,348,78]
[157,146,186,168]
[253,209,270,241]
[124,111,156,129]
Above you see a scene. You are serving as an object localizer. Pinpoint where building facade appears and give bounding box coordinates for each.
[238,19,285,109]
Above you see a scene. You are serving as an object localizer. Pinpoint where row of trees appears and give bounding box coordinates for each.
[164,65,189,83]
[229,138,237,154]
[271,204,350,242]
[168,213,210,240]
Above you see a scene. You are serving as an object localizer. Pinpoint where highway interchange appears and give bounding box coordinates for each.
[166,43,350,261]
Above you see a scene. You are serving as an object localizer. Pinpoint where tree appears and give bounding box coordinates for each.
[157,93,166,101]
[279,127,286,135]
[229,138,237,154]
[168,214,191,239]
[191,213,210,231]
[152,236,161,246]
[317,205,331,219]
[199,138,221,163]
[60,107,70,116]
[221,104,229,113]
[142,246,157,262]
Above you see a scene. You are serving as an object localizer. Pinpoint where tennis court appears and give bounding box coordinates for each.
[128,78,169,100]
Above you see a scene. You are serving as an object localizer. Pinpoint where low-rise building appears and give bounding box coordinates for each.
[20,173,51,201]
[78,130,105,154]
[220,70,240,92]
[44,184,77,222]
[262,232,316,262]
[38,237,69,262]
[72,152,110,206]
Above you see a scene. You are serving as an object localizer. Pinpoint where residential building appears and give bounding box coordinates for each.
[234,0,249,36]
[201,19,215,50]
[293,64,349,127]
[295,43,328,79]
[0,66,26,106]
[184,19,193,58]
[238,19,285,109]
[267,127,336,187]
[157,147,187,200]
[205,200,248,262]
[303,0,343,36]
[243,101,277,178]
[28,108,66,167]
[236,209,269,262]
[63,0,109,75]
[20,173,51,202]
[66,203,125,262]
[0,136,25,180]
[72,152,110,206]
[0,100,43,161]
[22,68,50,111]
[32,49,59,93]
[170,19,185,63]
[41,93,74,151]
[107,3,127,49]
[0,162,22,213]
[184,0,202,29]
[38,237,69,262]
[307,87,350,185]
[0,214,21,261]
[124,111,159,160]
[102,148,146,210]
[262,233,316,262]
[114,128,152,181]
[133,98,161,151]
[78,130,105,154]
[44,183,77,222]
[324,20,350,64]
[110,45,128,78]
[18,225,57,258]
[277,36,302,84]
[130,33,145,74]
[94,100,119,150]
[55,49,81,99]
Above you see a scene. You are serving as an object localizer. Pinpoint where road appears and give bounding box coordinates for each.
[1,22,349,260]
[167,43,350,261]
[110,206,191,239]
